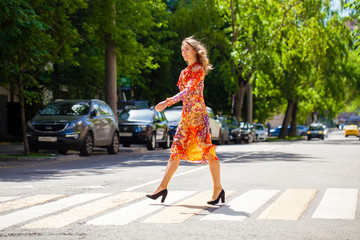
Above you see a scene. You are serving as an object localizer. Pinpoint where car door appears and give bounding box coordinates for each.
[99,103,113,145]
[207,108,221,140]
[90,103,105,145]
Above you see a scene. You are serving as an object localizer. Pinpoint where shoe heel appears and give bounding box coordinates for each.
[161,192,167,203]
[221,194,225,203]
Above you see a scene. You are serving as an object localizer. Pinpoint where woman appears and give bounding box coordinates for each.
[146,36,224,205]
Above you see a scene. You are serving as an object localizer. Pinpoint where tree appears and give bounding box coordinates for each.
[0,0,86,154]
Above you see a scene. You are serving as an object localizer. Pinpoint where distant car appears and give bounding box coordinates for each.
[27,99,119,156]
[225,116,238,142]
[207,107,224,145]
[344,124,359,137]
[218,117,230,144]
[269,125,287,137]
[253,123,268,141]
[297,125,308,136]
[118,108,171,150]
[307,123,327,140]
[164,108,183,140]
[239,122,256,143]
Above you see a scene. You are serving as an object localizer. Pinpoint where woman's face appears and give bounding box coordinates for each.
[181,42,197,64]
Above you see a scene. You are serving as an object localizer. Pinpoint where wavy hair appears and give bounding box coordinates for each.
[182,36,213,75]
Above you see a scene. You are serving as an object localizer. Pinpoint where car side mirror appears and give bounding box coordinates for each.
[155,119,161,123]
[91,109,98,117]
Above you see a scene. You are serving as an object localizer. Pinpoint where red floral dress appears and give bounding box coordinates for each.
[165,62,218,163]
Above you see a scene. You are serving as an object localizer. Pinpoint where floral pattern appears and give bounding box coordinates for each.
[165,62,218,163]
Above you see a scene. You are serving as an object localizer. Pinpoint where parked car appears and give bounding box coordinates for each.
[269,125,289,137]
[218,117,230,144]
[239,122,256,143]
[344,124,359,137]
[207,107,224,145]
[296,125,308,136]
[27,99,119,156]
[307,123,327,140]
[164,107,183,140]
[253,123,268,141]
[118,107,171,150]
[225,116,238,142]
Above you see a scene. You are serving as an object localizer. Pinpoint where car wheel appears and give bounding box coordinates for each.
[321,136,325,140]
[80,132,93,156]
[345,135,348,137]
[307,136,311,140]
[58,149,68,155]
[147,132,156,150]
[161,133,171,149]
[107,132,119,154]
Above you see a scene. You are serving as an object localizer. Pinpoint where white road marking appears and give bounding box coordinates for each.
[0,185,33,189]
[0,197,18,203]
[22,192,144,229]
[0,193,108,230]
[201,190,279,221]
[124,146,281,192]
[74,185,104,189]
[312,188,358,219]
[0,194,63,213]
[258,189,317,220]
[87,191,196,226]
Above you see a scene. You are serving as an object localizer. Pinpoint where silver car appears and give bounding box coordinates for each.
[253,123,268,142]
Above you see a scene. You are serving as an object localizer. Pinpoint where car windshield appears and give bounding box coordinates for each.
[254,125,264,130]
[309,125,323,130]
[118,109,154,122]
[40,102,90,116]
[164,110,182,122]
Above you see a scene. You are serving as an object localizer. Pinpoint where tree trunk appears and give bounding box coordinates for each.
[289,101,298,137]
[104,2,117,114]
[246,83,253,124]
[279,99,294,139]
[105,40,117,113]
[234,82,247,123]
[18,49,29,155]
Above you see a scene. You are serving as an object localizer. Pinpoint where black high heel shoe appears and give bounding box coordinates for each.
[146,189,168,203]
[207,189,225,205]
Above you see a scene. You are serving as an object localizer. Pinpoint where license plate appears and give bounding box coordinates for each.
[38,136,57,142]
[119,132,132,137]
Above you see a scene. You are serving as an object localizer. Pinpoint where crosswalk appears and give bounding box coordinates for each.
[0,188,358,230]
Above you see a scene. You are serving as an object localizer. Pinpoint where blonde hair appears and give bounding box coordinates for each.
[182,36,213,75]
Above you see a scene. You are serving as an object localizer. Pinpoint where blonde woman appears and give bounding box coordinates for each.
[146,36,224,205]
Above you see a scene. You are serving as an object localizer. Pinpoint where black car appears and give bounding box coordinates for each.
[164,108,183,140]
[27,99,120,156]
[118,107,171,150]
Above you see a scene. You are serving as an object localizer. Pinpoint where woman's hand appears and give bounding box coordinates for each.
[155,100,167,112]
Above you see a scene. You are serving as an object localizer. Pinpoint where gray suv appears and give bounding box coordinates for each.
[27,99,119,156]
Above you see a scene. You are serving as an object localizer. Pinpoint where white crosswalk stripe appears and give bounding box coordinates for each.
[0,188,358,230]
[0,193,108,230]
[87,191,195,226]
[201,190,279,221]
[312,188,358,219]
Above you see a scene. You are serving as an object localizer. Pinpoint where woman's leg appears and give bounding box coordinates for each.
[206,152,223,200]
[152,156,181,193]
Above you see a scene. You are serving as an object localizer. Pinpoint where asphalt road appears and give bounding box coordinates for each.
[0,129,359,240]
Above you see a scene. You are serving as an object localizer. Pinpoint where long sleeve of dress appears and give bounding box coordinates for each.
[165,67,203,107]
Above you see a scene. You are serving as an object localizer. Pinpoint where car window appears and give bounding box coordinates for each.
[254,125,264,130]
[92,103,101,117]
[164,110,182,122]
[118,109,154,122]
[207,108,215,119]
[309,125,323,130]
[155,111,162,121]
[100,103,112,116]
[40,102,90,116]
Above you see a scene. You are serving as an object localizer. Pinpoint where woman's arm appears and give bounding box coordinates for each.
[165,67,204,107]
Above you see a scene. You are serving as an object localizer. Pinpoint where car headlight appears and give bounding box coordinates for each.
[135,125,147,132]
[27,121,35,129]
[67,120,83,129]
[307,131,310,134]
[319,131,322,134]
